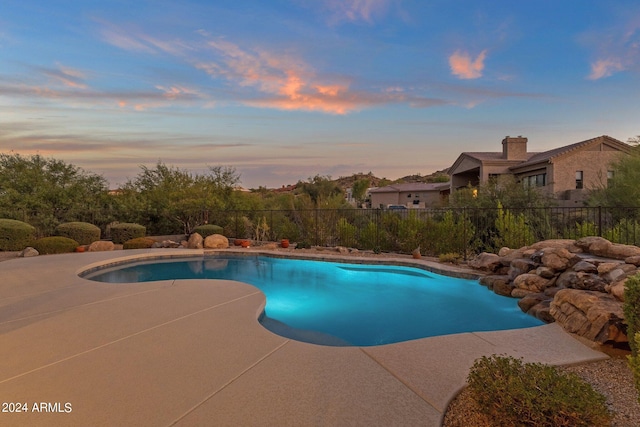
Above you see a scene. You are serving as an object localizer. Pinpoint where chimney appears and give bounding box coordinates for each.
[502,135,528,160]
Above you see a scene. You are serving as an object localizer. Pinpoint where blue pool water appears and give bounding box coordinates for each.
[84,255,543,346]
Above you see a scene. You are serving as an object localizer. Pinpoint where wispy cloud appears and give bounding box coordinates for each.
[322,0,391,24]
[38,64,88,89]
[449,50,487,80]
[582,14,640,80]
[196,38,443,114]
[94,22,450,114]
[98,21,191,56]
[588,58,625,80]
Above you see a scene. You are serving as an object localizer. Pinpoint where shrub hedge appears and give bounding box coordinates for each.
[624,273,640,403]
[110,223,146,244]
[467,355,611,426]
[55,222,101,245]
[192,224,224,238]
[123,237,156,250]
[0,219,36,251]
[31,236,79,255]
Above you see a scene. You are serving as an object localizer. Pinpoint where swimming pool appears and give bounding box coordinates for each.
[84,255,543,346]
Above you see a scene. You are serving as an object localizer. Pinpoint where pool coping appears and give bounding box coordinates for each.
[0,249,608,426]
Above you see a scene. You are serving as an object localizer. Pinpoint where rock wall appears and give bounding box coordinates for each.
[470,236,640,344]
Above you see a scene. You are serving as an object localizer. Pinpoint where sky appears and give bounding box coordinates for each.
[1,0,639,189]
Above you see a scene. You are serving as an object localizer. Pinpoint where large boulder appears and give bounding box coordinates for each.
[513,273,551,292]
[88,241,115,252]
[540,247,579,271]
[572,260,597,273]
[19,247,39,257]
[203,234,229,249]
[606,243,640,260]
[187,233,203,249]
[479,275,508,291]
[469,252,501,272]
[575,236,612,257]
[550,289,626,344]
[508,258,537,281]
[528,239,578,251]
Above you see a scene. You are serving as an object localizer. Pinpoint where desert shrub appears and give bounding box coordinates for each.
[31,236,79,254]
[467,355,611,427]
[192,224,224,238]
[123,237,156,250]
[110,223,146,244]
[55,222,101,245]
[624,273,640,355]
[629,332,640,405]
[397,211,426,253]
[295,240,312,249]
[438,253,461,264]
[0,218,36,251]
[494,202,535,249]
[358,221,379,250]
[337,217,357,247]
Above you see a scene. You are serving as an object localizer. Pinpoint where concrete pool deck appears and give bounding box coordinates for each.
[0,249,608,426]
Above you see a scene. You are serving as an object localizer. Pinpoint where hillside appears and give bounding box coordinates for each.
[334,169,449,190]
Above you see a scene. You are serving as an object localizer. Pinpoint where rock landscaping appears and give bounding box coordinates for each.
[470,236,640,345]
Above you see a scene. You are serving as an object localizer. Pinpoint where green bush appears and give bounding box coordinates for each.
[629,332,640,405]
[624,273,640,403]
[0,219,36,251]
[624,273,640,355]
[438,252,461,264]
[123,237,156,250]
[467,355,611,427]
[55,222,101,245]
[337,217,357,247]
[31,236,79,254]
[110,223,146,244]
[192,224,224,238]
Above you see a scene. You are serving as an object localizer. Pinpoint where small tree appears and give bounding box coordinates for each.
[351,178,370,207]
[588,143,640,209]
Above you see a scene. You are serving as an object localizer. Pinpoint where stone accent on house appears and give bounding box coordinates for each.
[472,236,639,345]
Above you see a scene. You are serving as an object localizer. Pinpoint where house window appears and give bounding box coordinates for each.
[522,173,546,188]
[575,171,583,189]
[607,170,615,188]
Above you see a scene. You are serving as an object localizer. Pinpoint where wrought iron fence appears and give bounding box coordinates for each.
[5,206,639,257]
[204,206,640,258]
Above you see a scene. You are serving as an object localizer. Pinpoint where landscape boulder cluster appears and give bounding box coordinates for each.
[469,237,640,345]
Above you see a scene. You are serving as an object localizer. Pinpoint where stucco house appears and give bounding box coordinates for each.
[369,182,450,209]
[448,135,632,204]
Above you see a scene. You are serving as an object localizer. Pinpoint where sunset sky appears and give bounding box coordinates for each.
[1,0,639,189]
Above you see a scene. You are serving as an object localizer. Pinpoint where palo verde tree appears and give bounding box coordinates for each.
[295,175,347,208]
[117,162,241,235]
[0,153,112,236]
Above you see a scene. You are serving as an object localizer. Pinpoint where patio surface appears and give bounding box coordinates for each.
[0,249,608,426]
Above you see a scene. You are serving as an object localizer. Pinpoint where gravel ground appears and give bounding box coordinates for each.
[443,353,640,427]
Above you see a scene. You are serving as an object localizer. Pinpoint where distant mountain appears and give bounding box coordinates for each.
[267,169,450,193]
[392,169,450,185]
[334,169,450,190]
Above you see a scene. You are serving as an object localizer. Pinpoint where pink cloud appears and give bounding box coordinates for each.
[198,39,370,114]
[588,58,625,80]
[449,50,487,79]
